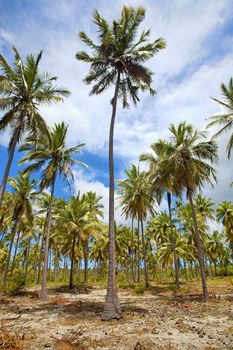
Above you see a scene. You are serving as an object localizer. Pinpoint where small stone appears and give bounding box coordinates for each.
[44,344,52,348]
[168,331,172,335]
[151,328,159,334]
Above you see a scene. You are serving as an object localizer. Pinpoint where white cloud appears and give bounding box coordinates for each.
[72,169,128,225]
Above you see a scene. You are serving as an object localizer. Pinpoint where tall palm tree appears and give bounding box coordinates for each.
[76,6,166,320]
[167,122,218,300]
[140,140,181,287]
[19,122,87,299]
[1,173,36,285]
[81,192,104,286]
[207,78,233,158]
[118,165,155,287]
[216,201,233,246]
[0,47,70,206]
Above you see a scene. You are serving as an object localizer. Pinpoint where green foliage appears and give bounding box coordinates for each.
[3,272,26,296]
[134,284,146,294]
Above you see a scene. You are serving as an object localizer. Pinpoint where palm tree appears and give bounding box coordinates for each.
[1,173,36,285]
[76,6,166,320]
[19,122,87,299]
[167,122,218,300]
[207,78,233,158]
[118,165,155,287]
[81,192,104,286]
[216,201,233,246]
[140,140,181,287]
[0,47,70,206]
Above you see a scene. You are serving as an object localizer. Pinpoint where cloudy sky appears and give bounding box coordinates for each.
[0,0,232,224]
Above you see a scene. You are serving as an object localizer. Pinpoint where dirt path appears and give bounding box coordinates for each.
[0,284,233,350]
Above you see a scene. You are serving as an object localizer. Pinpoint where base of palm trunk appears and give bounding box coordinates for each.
[40,288,47,300]
[101,291,121,320]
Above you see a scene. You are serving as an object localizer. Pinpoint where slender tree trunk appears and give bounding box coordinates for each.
[83,243,89,288]
[188,191,208,301]
[167,192,180,288]
[33,233,41,282]
[2,221,18,285]
[25,237,31,282]
[62,257,66,284]
[37,237,44,284]
[0,126,21,207]
[183,259,188,281]
[137,218,141,282]
[130,217,135,282]
[69,234,76,290]
[10,231,20,277]
[140,220,150,287]
[102,71,121,320]
[214,261,217,276]
[40,177,55,300]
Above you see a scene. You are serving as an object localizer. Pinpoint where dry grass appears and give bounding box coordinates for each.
[0,327,25,350]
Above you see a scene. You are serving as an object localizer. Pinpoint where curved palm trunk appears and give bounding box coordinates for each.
[167,192,180,288]
[102,71,121,320]
[69,233,76,290]
[0,124,21,207]
[2,220,18,285]
[188,190,208,301]
[140,220,150,287]
[40,178,55,300]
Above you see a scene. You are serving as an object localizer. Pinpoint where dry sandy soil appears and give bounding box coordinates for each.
[0,280,233,350]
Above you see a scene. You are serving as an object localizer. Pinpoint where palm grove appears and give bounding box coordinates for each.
[0,6,232,320]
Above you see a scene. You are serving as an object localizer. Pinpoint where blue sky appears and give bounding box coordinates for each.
[0,0,233,224]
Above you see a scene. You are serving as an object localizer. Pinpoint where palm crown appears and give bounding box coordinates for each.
[76,6,166,107]
[19,122,87,190]
[0,47,70,144]
[207,78,233,158]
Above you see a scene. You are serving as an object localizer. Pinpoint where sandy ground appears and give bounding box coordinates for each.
[0,281,233,350]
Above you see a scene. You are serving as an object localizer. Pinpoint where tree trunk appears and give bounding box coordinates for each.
[40,177,55,300]
[137,218,141,282]
[102,71,121,320]
[188,190,208,301]
[10,231,20,277]
[0,122,22,207]
[83,243,89,287]
[69,233,76,290]
[25,237,31,282]
[37,237,44,284]
[33,233,41,282]
[167,192,180,288]
[2,220,18,285]
[140,220,150,287]
[214,261,217,276]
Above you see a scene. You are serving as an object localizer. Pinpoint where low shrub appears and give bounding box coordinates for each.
[3,273,26,296]
[134,284,145,294]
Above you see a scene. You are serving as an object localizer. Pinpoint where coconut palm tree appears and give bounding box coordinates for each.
[19,122,87,299]
[76,6,166,320]
[207,78,233,158]
[140,139,181,287]
[118,165,156,287]
[57,194,103,289]
[81,192,104,286]
[216,201,233,246]
[0,47,70,206]
[1,173,36,285]
[167,122,218,300]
